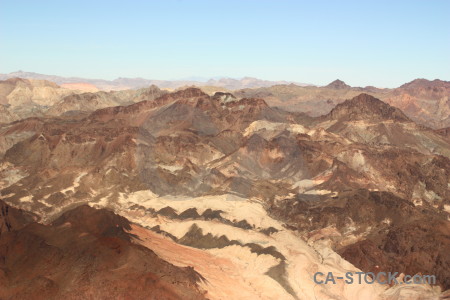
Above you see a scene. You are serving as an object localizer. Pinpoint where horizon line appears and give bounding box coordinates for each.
[1,69,448,89]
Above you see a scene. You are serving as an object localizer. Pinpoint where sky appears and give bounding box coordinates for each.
[1,0,449,87]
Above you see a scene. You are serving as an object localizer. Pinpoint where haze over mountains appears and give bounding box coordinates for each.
[0,71,449,299]
[0,71,311,91]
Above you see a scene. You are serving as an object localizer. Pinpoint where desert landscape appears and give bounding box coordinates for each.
[0,73,449,299]
[1,0,449,299]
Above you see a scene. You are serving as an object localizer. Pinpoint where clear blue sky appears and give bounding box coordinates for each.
[1,0,449,87]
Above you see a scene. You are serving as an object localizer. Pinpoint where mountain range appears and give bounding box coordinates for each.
[0,71,311,91]
[236,78,450,129]
[1,75,449,130]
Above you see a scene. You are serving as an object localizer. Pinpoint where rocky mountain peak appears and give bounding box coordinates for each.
[328,93,410,121]
[325,79,351,89]
[400,78,430,88]
[399,78,450,90]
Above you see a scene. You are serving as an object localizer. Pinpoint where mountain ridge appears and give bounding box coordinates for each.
[0,71,312,91]
[235,78,450,129]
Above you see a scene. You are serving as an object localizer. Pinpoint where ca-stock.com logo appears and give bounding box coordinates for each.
[313,272,436,285]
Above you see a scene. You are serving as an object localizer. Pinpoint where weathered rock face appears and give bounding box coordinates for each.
[0,200,206,300]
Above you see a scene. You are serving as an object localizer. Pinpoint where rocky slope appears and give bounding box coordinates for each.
[0,200,206,300]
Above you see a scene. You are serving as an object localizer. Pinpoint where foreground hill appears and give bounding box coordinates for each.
[0,200,206,299]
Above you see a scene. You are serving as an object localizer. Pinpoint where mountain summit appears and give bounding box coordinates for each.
[400,78,450,90]
[327,93,410,121]
[325,79,351,89]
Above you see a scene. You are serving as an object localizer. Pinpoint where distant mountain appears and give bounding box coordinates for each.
[0,71,311,91]
[0,78,168,122]
[317,93,449,155]
[236,78,450,129]
[399,78,450,91]
[327,93,410,122]
[60,82,99,92]
[325,79,351,89]
[205,77,310,90]
[0,78,75,121]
